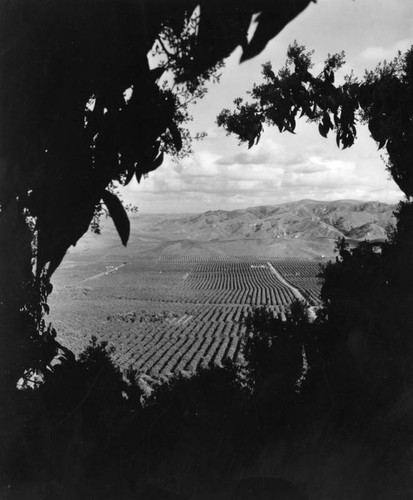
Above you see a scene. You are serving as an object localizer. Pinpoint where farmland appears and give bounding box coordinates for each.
[49,255,324,381]
[48,197,389,381]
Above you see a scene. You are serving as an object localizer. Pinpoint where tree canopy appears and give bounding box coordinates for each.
[215,47,413,497]
[0,0,317,392]
[0,1,311,276]
[217,41,413,198]
[3,9,413,497]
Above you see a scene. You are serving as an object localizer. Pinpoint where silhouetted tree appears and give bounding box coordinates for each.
[217,43,413,498]
[217,41,413,197]
[238,236,413,498]
[216,42,413,417]
[243,303,306,393]
[0,336,144,499]
[0,1,316,393]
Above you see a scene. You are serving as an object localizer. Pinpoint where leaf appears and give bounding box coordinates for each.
[299,107,307,118]
[318,121,329,138]
[241,1,313,62]
[136,150,164,182]
[146,151,164,173]
[377,137,387,149]
[336,131,341,148]
[323,113,333,130]
[150,66,165,81]
[247,133,254,149]
[168,122,182,151]
[102,190,130,246]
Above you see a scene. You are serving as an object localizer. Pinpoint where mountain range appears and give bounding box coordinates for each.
[144,199,395,241]
[68,200,397,261]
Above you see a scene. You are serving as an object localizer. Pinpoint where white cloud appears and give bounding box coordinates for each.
[359,37,413,64]
[122,136,403,213]
[120,0,411,214]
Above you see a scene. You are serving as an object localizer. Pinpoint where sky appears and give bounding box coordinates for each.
[123,0,413,214]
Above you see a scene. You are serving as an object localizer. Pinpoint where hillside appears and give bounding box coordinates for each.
[143,199,395,240]
[67,200,396,261]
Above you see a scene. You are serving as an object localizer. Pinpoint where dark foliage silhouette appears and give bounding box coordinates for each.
[216,43,413,498]
[1,2,321,497]
[3,7,413,500]
[242,302,311,436]
[0,0,315,392]
[0,337,146,499]
[217,42,413,197]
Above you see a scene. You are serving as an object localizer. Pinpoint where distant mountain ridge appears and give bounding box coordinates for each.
[142,200,396,242]
[67,200,397,261]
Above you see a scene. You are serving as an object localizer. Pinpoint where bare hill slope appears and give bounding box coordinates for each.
[67,200,396,261]
[145,199,395,241]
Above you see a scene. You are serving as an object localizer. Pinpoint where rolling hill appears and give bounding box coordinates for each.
[145,199,395,240]
[66,200,396,261]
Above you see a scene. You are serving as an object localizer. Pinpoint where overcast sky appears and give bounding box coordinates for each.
[123,0,413,214]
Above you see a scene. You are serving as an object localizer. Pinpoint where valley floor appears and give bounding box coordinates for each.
[49,255,324,380]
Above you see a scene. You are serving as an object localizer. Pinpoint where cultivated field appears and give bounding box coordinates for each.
[49,256,324,380]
